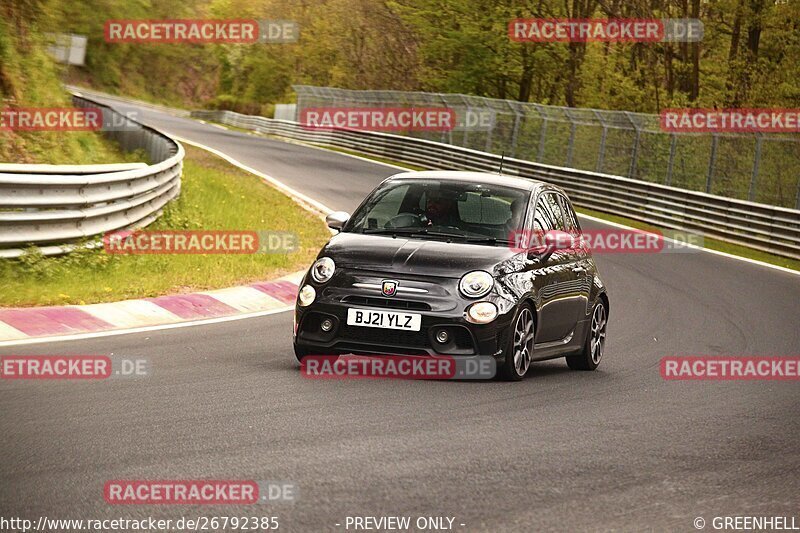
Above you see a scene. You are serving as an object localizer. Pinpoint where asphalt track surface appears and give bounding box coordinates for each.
[1,98,799,532]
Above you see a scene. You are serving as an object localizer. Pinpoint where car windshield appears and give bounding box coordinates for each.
[344,179,529,244]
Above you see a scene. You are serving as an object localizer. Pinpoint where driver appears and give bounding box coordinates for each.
[424,190,459,227]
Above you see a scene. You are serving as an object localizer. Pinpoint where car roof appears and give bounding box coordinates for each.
[385,170,561,195]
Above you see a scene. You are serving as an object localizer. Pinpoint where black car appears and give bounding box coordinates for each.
[293,171,609,380]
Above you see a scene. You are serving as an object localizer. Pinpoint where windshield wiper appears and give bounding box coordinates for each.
[411,229,470,240]
[409,230,509,244]
[362,228,466,239]
[461,236,513,247]
[363,228,508,244]
[362,228,427,236]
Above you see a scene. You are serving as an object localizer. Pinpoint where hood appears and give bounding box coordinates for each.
[321,232,518,277]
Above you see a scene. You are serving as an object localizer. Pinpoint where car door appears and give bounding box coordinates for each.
[558,193,592,322]
[525,192,575,343]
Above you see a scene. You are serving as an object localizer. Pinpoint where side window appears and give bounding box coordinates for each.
[532,196,555,233]
[541,193,566,231]
[558,194,581,234]
[544,193,567,231]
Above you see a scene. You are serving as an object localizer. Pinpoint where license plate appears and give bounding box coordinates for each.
[346,308,421,331]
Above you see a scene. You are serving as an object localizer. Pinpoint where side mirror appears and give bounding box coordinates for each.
[528,230,575,260]
[326,211,350,232]
[544,230,575,252]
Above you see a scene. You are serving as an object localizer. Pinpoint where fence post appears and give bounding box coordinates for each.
[748,134,762,202]
[439,94,450,144]
[630,130,640,179]
[295,92,304,121]
[593,110,607,173]
[666,133,677,186]
[536,106,548,162]
[566,119,577,168]
[537,120,548,161]
[624,112,640,179]
[484,104,494,154]
[795,176,800,210]
[459,95,471,148]
[706,134,719,193]
[508,102,522,159]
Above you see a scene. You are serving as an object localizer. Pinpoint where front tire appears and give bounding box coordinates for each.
[566,299,607,371]
[294,344,312,363]
[498,304,535,381]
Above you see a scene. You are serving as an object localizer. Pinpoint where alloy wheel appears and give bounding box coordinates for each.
[513,308,535,376]
[590,303,607,365]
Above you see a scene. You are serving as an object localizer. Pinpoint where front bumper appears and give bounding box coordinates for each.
[293,268,514,359]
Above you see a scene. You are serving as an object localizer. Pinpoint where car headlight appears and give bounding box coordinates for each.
[298,285,316,307]
[466,302,498,324]
[311,257,335,283]
[459,270,494,298]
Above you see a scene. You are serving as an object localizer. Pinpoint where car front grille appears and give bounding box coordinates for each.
[341,295,431,311]
[339,323,429,348]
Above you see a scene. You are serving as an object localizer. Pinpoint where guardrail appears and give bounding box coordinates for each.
[293,85,800,210]
[0,95,183,258]
[193,109,800,260]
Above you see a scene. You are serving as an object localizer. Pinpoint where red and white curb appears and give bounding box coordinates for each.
[0,272,302,344]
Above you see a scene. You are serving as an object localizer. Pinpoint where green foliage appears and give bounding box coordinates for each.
[10,0,794,113]
[9,0,800,121]
[0,0,146,164]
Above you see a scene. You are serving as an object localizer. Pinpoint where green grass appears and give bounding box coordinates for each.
[3,132,150,165]
[0,145,331,307]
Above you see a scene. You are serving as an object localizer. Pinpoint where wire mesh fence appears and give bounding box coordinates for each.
[293,85,800,209]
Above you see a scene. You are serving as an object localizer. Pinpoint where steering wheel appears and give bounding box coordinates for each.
[385,212,427,229]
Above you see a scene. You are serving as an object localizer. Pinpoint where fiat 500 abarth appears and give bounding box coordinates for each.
[293,171,609,380]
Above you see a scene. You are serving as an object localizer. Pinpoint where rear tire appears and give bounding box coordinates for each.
[566,299,607,371]
[498,304,535,381]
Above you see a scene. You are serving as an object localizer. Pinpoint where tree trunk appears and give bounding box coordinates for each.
[689,0,701,102]
[517,46,535,102]
[746,0,764,59]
